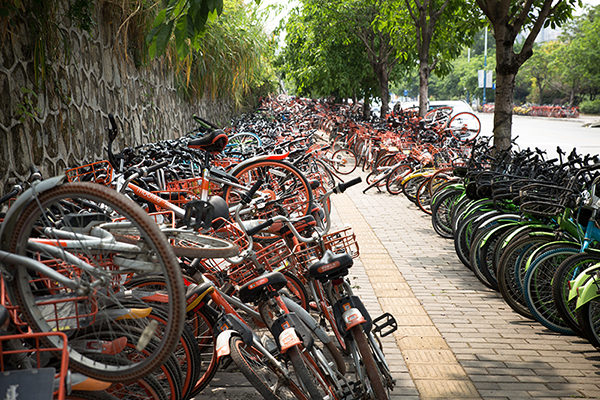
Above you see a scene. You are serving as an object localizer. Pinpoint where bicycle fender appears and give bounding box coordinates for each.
[279,327,302,353]
[228,153,290,175]
[569,264,600,302]
[0,175,66,252]
[524,241,580,271]
[575,275,600,310]
[214,313,255,346]
[282,296,332,345]
[69,373,112,392]
[333,296,372,337]
[215,330,236,360]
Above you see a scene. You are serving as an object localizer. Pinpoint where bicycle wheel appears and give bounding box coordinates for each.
[162,230,239,259]
[415,178,433,215]
[7,182,185,382]
[224,160,314,219]
[430,188,463,239]
[386,164,413,195]
[228,132,262,153]
[553,253,600,338]
[496,233,551,319]
[330,149,357,174]
[350,326,389,400]
[288,346,337,400]
[66,392,119,400]
[229,336,298,400]
[576,297,600,348]
[524,245,580,334]
[447,112,481,142]
[402,175,427,204]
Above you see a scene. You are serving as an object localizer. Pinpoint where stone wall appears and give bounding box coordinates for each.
[0,1,236,190]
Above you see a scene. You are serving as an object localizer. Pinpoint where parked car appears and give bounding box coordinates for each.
[400,100,474,116]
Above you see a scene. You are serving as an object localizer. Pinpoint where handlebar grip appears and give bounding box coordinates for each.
[0,189,19,205]
[147,160,169,174]
[241,179,264,205]
[246,219,274,237]
[320,145,331,152]
[336,177,362,193]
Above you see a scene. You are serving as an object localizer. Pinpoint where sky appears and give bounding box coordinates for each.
[258,0,600,32]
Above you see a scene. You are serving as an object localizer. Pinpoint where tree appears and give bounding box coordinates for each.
[279,5,378,105]
[280,0,408,117]
[379,0,483,116]
[475,0,581,150]
[521,41,562,104]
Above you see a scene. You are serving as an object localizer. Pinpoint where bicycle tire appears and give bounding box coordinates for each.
[163,230,239,259]
[430,188,463,239]
[385,164,412,196]
[524,245,580,334]
[447,112,481,142]
[229,336,298,400]
[350,326,389,400]
[415,178,433,215]
[288,346,337,400]
[402,175,427,204]
[88,353,169,400]
[496,233,551,319]
[553,253,599,338]
[330,149,357,175]
[224,160,314,219]
[576,298,600,348]
[66,392,119,400]
[8,182,185,383]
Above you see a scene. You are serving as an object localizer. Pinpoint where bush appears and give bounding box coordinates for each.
[579,100,600,115]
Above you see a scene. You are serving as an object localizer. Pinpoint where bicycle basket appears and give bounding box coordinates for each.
[227,239,296,286]
[65,161,113,186]
[0,331,69,400]
[518,183,573,217]
[323,227,359,258]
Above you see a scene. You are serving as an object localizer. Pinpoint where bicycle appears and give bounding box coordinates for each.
[0,173,188,383]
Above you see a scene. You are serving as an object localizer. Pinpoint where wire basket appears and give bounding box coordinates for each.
[227,239,296,286]
[293,226,359,270]
[0,331,69,400]
[65,161,113,186]
[323,227,359,258]
[518,183,574,217]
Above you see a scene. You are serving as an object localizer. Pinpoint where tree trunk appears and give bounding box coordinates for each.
[493,68,516,151]
[374,65,390,117]
[418,62,430,118]
[363,93,371,120]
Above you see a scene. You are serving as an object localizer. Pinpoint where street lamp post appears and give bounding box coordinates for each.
[483,28,488,105]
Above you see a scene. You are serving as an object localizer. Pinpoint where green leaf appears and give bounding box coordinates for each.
[152,9,167,28]
[155,20,174,57]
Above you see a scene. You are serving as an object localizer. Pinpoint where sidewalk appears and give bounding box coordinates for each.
[339,173,600,399]
[198,170,600,400]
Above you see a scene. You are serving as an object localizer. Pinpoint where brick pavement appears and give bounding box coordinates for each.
[338,174,600,400]
[198,170,600,400]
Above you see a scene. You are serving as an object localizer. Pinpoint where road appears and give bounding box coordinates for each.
[476,112,600,158]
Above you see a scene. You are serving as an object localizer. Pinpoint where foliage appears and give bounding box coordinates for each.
[279,0,410,116]
[146,0,225,60]
[173,0,276,108]
[579,99,600,115]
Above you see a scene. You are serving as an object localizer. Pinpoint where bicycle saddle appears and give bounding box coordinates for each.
[188,129,229,153]
[238,272,288,304]
[308,250,353,282]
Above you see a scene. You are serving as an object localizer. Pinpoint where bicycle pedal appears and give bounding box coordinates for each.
[372,312,397,337]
